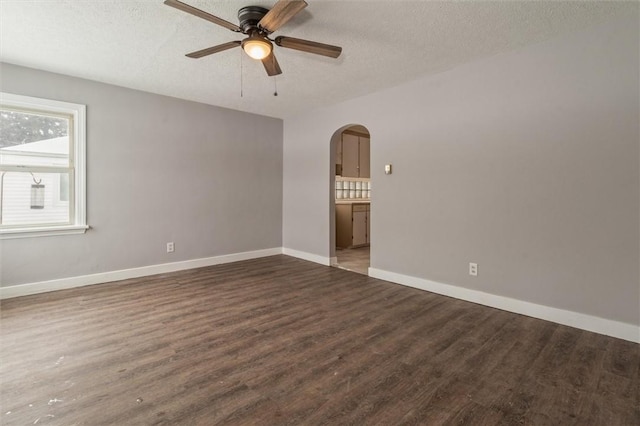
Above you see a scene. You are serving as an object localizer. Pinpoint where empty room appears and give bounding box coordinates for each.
[1,1,638,424]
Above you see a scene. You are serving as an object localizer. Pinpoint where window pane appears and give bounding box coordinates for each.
[0,109,70,167]
[1,171,71,226]
[59,173,69,202]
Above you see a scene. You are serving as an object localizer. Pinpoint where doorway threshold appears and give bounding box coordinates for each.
[334,246,370,275]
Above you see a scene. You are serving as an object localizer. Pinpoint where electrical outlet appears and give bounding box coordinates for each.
[166,242,175,253]
[469,262,478,276]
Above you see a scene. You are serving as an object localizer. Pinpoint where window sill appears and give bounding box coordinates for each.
[0,225,89,240]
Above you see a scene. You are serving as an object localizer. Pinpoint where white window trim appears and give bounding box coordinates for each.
[0,92,87,239]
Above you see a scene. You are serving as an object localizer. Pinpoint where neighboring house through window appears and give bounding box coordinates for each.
[0,92,87,239]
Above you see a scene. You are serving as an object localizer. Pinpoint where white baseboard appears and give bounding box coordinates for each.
[0,247,283,300]
[282,248,332,266]
[330,256,338,266]
[4,249,636,343]
[369,267,640,344]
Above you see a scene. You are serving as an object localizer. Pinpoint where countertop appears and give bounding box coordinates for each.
[335,199,371,204]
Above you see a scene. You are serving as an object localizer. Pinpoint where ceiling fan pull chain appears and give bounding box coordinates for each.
[274,76,278,97]
[240,48,244,98]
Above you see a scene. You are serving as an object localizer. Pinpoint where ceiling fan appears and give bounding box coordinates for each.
[164,0,342,76]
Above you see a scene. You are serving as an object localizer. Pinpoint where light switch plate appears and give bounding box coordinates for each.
[384,164,392,174]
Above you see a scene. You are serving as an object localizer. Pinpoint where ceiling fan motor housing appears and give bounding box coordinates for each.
[238,6,269,34]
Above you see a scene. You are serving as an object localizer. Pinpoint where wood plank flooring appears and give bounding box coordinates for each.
[1,255,638,425]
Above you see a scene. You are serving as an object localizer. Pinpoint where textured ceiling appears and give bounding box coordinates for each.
[0,1,631,119]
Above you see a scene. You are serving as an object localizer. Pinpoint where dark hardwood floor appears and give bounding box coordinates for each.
[1,255,638,425]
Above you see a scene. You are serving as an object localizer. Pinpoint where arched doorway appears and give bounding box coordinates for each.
[330,124,371,275]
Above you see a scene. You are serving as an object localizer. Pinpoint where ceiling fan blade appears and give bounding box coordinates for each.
[275,36,342,58]
[258,0,307,33]
[262,53,283,76]
[164,0,241,32]
[186,41,241,58]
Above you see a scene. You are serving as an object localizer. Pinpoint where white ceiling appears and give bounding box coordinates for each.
[0,1,630,119]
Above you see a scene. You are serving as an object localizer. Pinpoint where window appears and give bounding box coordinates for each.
[0,93,87,239]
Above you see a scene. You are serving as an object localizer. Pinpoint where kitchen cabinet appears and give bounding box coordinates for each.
[339,132,370,178]
[366,203,371,244]
[336,203,370,249]
[341,133,359,177]
[335,134,343,175]
[359,137,370,178]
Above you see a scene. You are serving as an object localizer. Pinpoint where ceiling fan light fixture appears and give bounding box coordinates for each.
[242,36,272,60]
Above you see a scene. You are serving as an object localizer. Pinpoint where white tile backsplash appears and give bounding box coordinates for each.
[336,178,371,200]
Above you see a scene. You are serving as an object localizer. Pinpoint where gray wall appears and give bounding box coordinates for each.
[1,63,283,286]
[283,13,639,325]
